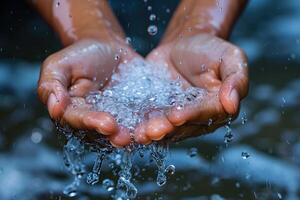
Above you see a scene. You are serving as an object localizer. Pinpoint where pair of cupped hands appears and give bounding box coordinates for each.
[38,33,248,147]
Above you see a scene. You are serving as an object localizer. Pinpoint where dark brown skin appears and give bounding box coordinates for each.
[32,0,248,146]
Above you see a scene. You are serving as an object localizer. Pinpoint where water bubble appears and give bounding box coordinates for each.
[166,8,170,13]
[147,25,158,36]
[149,14,156,21]
[165,165,175,175]
[188,147,198,157]
[147,6,152,11]
[241,152,250,159]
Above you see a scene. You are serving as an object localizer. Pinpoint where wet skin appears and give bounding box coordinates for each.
[33,0,248,146]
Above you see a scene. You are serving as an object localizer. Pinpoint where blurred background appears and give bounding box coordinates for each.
[0,0,300,199]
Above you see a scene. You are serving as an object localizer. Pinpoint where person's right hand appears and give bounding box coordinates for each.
[38,39,139,145]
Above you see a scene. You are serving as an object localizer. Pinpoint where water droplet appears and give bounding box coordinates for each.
[86,172,99,185]
[241,112,247,124]
[165,165,175,175]
[31,131,43,144]
[156,172,167,186]
[63,184,78,197]
[176,104,183,110]
[188,147,198,157]
[224,125,233,143]
[241,152,250,159]
[147,25,158,36]
[277,192,282,199]
[125,37,132,44]
[208,118,213,126]
[114,54,120,61]
[149,14,156,21]
[102,179,114,192]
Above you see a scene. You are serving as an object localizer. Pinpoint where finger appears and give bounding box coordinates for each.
[108,126,131,147]
[62,98,117,136]
[219,48,249,114]
[134,123,152,145]
[38,59,70,120]
[69,78,98,97]
[145,112,174,141]
[83,112,118,135]
[166,92,227,126]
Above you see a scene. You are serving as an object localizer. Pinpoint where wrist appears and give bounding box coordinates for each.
[161,0,247,44]
[59,23,125,47]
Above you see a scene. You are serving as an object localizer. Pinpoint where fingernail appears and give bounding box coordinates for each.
[229,89,239,113]
[47,93,58,119]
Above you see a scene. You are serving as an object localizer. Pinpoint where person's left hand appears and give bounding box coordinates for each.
[134,33,248,144]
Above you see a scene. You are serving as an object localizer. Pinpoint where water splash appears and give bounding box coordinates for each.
[56,59,205,198]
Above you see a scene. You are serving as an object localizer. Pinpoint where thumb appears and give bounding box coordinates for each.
[38,57,70,120]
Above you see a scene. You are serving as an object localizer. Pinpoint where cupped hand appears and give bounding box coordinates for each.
[38,39,140,146]
[134,33,249,143]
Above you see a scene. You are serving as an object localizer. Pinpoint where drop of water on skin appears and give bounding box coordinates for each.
[125,37,132,44]
[188,147,198,157]
[208,118,213,126]
[114,54,120,61]
[241,152,250,159]
[149,14,156,21]
[147,25,158,36]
